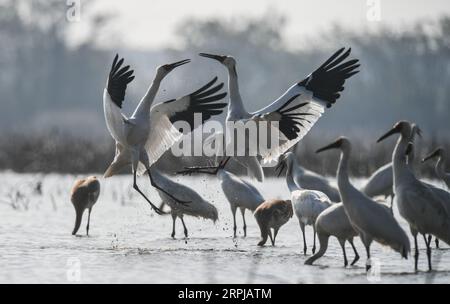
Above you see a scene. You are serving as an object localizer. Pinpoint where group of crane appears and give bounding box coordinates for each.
[69,47,450,273]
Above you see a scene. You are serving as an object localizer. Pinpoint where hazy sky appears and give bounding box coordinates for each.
[72,0,450,49]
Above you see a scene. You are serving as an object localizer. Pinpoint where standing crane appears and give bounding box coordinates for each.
[70,176,100,236]
[377,121,450,271]
[276,152,332,254]
[316,137,410,271]
[422,147,450,189]
[151,169,218,238]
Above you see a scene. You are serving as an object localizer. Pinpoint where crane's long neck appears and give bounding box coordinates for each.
[406,144,415,171]
[392,134,415,188]
[132,74,164,119]
[286,161,300,192]
[336,148,357,201]
[227,65,247,119]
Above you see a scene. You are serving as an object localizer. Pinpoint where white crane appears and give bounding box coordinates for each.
[316,137,410,271]
[187,48,359,181]
[362,125,421,205]
[304,202,359,267]
[254,199,293,246]
[377,121,450,271]
[150,169,218,238]
[276,152,332,254]
[408,143,450,249]
[180,158,265,237]
[70,176,100,236]
[102,54,227,214]
[277,152,340,202]
[422,147,450,189]
[362,163,394,201]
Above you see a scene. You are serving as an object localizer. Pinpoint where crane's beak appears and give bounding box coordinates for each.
[422,148,440,163]
[275,160,286,177]
[316,139,342,154]
[377,127,400,143]
[199,53,227,63]
[166,59,191,71]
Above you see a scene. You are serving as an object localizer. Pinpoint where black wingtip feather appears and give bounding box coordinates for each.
[168,78,227,130]
[107,54,134,108]
[191,77,219,96]
[298,47,360,106]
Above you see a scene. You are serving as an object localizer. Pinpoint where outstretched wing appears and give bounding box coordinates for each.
[103,54,135,144]
[250,48,360,163]
[137,77,227,171]
[163,77,227,130]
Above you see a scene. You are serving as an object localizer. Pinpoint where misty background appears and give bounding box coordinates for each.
[0,0,449,176]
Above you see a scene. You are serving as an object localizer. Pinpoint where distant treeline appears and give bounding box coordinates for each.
[1,1,450,136]
[1,1,450,176]
[0,131,448,178]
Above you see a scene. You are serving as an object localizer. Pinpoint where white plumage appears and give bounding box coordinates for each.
[151,170,218,238]
[179,157,265,237]
[378,121,450,271]
[362,125,420,202]
[195,48,359,181]
[277,152,332,254]
[278,152,340,202]
[291,190,331,255]
[422,147,450,190]
[305,203,359,267]
[102,55,227,214]
[317,137,410,272]
[217,167,265,237]
[362,163,394,200]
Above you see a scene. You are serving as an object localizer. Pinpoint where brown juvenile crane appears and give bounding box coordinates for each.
[70,176,100,236]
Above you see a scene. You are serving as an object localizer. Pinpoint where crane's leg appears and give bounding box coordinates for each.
[132,165,164,215]
[273,228,279,246]
[312,225,317,254]
[240,208,247,237]
[178,157,231,175]
[178,165,219,175]
[269,229,274,246]
[413,233,419,272]
[365,244,371,272]
[305,233,329,265]
[171,213,177,238]
[181,216,188,238]
[231,205,237,238]
[299,221,307,255]
[257,225,268,246]
[360,233,372,272]
[435,237,440,249]
[148,171,190,206]
[349,238,360,266]
[338,239,348,267]
[423,234,432,271]
[140,152,190,206]
[86,207,92,236]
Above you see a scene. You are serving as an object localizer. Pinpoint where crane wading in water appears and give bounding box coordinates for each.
[276,152,332,255]
[378,121,450,271]
[316,137,410,272]
[71,176,100,236]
